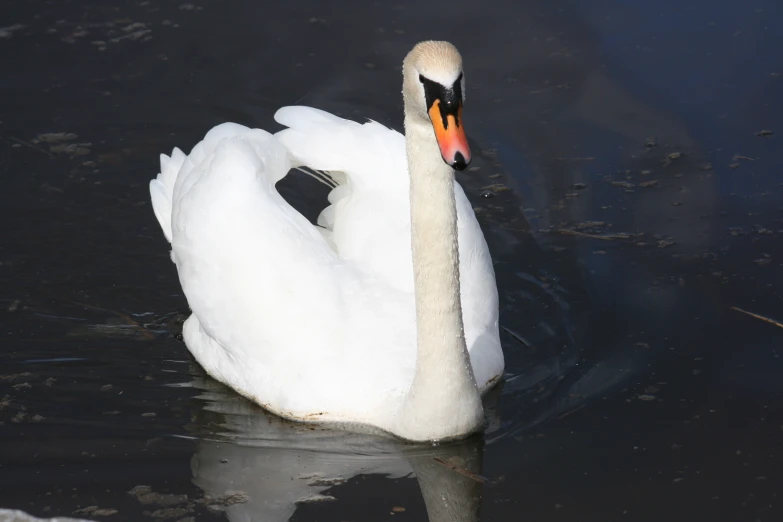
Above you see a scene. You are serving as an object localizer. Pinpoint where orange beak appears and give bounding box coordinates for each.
[428,99,471,171]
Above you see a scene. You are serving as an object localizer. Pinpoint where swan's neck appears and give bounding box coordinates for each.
[395,114,483,441]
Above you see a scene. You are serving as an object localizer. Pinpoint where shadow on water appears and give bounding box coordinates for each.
[1,0,783,520]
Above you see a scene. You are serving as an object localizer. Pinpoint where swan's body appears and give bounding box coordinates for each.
[149,41,504,441]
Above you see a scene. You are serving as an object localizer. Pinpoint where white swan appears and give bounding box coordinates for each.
[149,41,504,441]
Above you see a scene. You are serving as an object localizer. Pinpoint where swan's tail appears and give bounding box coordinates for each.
[149,147,188,243]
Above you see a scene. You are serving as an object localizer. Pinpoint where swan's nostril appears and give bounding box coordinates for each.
[453,151,468,171]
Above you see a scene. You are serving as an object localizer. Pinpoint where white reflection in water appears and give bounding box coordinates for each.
[186,371,483,522]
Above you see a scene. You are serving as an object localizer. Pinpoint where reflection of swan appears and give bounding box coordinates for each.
[187,374,483,522]
[148,41,503,441]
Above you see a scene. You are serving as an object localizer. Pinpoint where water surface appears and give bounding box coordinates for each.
[1,0,782,521]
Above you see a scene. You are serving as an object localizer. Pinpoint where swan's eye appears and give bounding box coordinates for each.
[419,74,461,111]
[418,73,464,109]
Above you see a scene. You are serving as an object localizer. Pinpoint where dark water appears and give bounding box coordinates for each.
[2,0,782,520]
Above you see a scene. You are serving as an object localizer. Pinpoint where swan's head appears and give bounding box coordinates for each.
[403,41,470,171]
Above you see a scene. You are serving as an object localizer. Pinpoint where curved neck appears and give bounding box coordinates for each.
[395,114,483,441]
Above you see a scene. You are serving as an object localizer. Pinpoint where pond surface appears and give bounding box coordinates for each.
[1,0,782,521]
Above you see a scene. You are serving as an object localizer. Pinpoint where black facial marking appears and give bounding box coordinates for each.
[419,73,463,129]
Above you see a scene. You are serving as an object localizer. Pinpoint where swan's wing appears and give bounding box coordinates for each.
[171,125,345,343]
[274,107,414,290]
[161,125,367,404]
[149,121,421,423]
[275,107,502,388]
[453,181,503,389]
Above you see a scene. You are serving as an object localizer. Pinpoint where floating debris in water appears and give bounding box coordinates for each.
[35,132,78,143]
[72,506,118,517]
[553,229,637,241]
[148,507,192,520]
[0,372,34,382]
[48,142,93,158]
[731,306,783,329]
[204,491,249,507]
[61,28,88,44]
[432,457,490,483]
[302,474,346,487]
[0,24,25,39]
[296,494,336,504]
[109,23,152,44]
[480,183,510,193]
[756,129,774,137]
[128,485,152,498]
[574,221,606,229]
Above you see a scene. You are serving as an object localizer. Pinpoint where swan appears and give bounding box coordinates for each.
[149,41,504,441]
